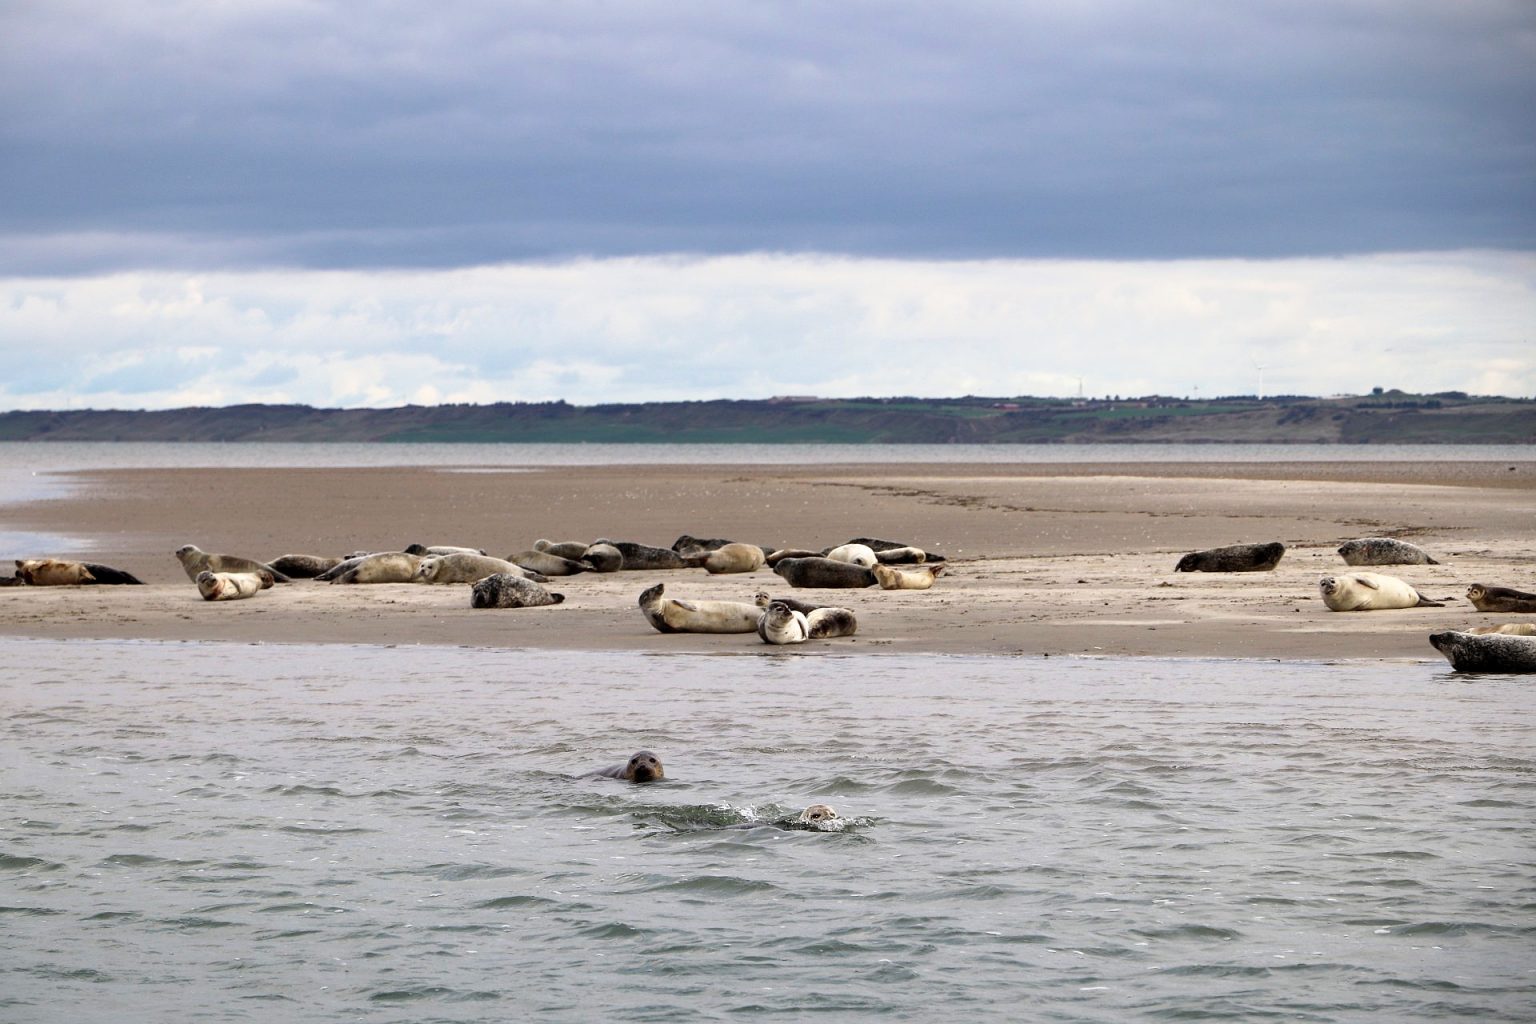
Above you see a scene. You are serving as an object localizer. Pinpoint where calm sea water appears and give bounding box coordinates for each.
[3,640,1533,1023]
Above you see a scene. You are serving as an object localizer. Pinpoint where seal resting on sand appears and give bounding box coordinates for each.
[320,551,423,584]
[590,750,666,783]
[823,543,879,568]
[756,600,858,644]
[469,573,564,608]
[1174,542,1285,573]
[266,553,342,579]
[871,562,946,590]
[702,542,766,574]
[772,557,877,589]
[638,583,762,633]
[196,569,274,601]
[14,558,95,585]
[1429,631,1536,674]
[1318,572,1443,611]
[597,539,699,570]
[417,552,541,585]
[1465,583,1536,614]
[1337,537,1440,566]
[1469,623,1536,636]
[175,545,291,583]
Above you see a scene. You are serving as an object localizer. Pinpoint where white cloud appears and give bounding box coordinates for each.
[2,250,1532,410]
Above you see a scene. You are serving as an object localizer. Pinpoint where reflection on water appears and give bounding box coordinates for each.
[3,640,1532,1023]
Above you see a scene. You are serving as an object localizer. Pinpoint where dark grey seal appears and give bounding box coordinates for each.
[596,539,700,570]
[581,542,624,573]
[589,750,665,783]
[772,556,878,589]
[1337,537,1440,566]
[1429,631,1536,674]
[267,553,343,579]
[1466,583,1536,614]
[1174,542,1285,573]
[469,573,564,608]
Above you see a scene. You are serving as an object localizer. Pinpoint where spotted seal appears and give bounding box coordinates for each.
[590,750,666,783]
[1318,572,1444,611]
[637,582,762,633]
[469,573,565,608]
[757,600,858,644]
[1429,631,1536,674]
[772,557,877,589]
[1337,537,1440,566]
[797,804,840,828]
[871,562,946,590]
[702,542,767,575]
[175,544,291,583]
[196,569,274,601]
[1174,542,1285,573]
[1465,583,1536,614]
[266,553,342,579]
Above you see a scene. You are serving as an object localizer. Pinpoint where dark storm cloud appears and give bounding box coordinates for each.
[2,0,1532,273]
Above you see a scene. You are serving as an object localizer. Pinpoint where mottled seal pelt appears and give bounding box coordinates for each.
[638,583,762,634]
[823,543,879,568]
[417,552,540,585]
[1429,631,1536,674]
[469,573,565,608]
[590,750,666,783]
[196,569,274,601]
[756,600,858,644]
[702,542,766,575]
[266,553,342,579]
[1337,537,1440,566]
[797,804,840,828]
[1465,583,1536,614]
[320,551,424,584]
[175,544,291,583]
[871,562,946,590]
[596,539,701,571]
[1174,542,1285,573]
[772,557,877,589]
[1318,572,1444,611]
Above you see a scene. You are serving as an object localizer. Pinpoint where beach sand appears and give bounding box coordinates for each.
[2,460,1533,659]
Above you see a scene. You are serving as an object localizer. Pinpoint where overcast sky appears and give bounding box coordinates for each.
[2,0,1532,409]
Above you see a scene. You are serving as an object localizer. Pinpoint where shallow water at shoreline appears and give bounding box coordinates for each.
[4,639,1533,1023]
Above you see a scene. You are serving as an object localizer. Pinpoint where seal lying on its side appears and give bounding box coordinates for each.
[702,542,766,574]
[175,544,291,583]
[1318,572,1444,611]
[772,557,877,589]
[1465,584,1536,614]
[196,569,274,601]
[267,553,342,579]
[871,562,946,590]
[1469,623,1536,636]
[533,539,591,560]
[766,548,822,566]
[846,537,946,562]
[322,551,424,584]
[823,543,879,568]
[597,540,700,570]
[756,600,858,644]
[1174,542,1285,573]
[589,750,666,783]
[638,583,762,633]
[581,542,624,573]
[14,558,95,585]
[507,549,594,577]
[417,553,542,585]
[469,573,565,608]
[1429,631,1536,674]
[1337,537,1440,566]
[404,544,485,557]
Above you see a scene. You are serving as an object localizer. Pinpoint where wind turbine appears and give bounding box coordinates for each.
[1250,354,1267,401]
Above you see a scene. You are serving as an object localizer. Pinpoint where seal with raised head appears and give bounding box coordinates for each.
[590,750,666,783]
[702,542,766,575]
[823,543,878,568]
[470,573,565,608]
[266,553,342,579]
[1465,583,1536,614]
[323,551,424,584]
[596,539,699,571]
[417,552,538,585]
[1318,572,1444,611]
[14,558,95,585]
[1174,542,1285,573]
[196,569,274,601]
[757,601,811,644]
[175,544,291,583]
[508,549,594,577]
[638,582,762,634]
[772,557,877,589]
[797,804,840,828]
[871,562,946,590]
[753,592,833,615]
[1429,631,1536,674]
[1337,537,1440,566]
[581,542,624,573]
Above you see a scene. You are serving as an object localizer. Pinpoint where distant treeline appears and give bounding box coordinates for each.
[2,392,1532,444]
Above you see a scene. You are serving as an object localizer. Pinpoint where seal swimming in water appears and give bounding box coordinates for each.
[1429,631,1536,674]
[772,557,877,589]
[871,562,946,590]
[469,573,565,608]
[195,569,274,601]
[797,804,840,828]
[637,583,762,634]
[1318,572,1444,611]
[596,539,700,571]
[175,545,291,583]
[702,542,766,575]
[590,750,666,783]
[1337,537,1440,566]
[756,600,858,644]
[266,553,342,579]
[1174,542,1285,573]
[1465,583,1536,614]
[417,552,541,585]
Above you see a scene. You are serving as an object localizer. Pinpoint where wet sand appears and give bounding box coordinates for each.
[2,460,1533,658]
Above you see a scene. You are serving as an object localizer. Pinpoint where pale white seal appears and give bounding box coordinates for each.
[14,558,95,585]
[638,583,762,634]
[1318,572,1444,611]
[823,543,879,568]
[702,542,767,575]
[196,569,274,601]
[871,562,946,590]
